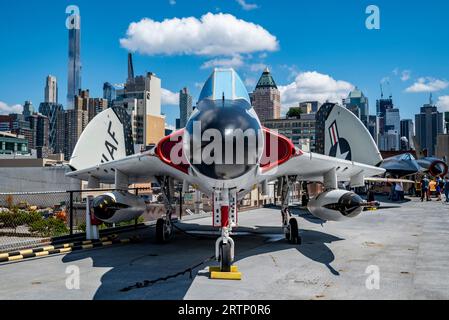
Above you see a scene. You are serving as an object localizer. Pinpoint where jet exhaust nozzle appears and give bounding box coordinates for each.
[429,160,448,178]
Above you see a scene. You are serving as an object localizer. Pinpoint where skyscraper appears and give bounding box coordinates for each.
[299,101,321,114]
[9,114,34,150]
[376,96,394,135]
[64,89,89,159]
[28,113,50,150]
[415,99,443,156]
[103,82,116,107]
[115,71,162,146]
[343,88,369,124]
[251,68,281,121]
[179,87,193,128]
[385,108,400,132]
[379,108,401,151]
[379,130,400,151]
[128,53,135,82]
[45,75,58,103]
[367,115,379,145]
[22,101,34,118]
[39,102,64,154]
[67,12,81,108]
[88,98,108,122]
[400,119,414,150]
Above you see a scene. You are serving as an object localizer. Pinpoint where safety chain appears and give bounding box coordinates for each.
[120,254,215,292]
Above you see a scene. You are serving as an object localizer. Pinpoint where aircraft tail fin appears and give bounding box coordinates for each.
[317,103,383,166]
[412,136,427,159]
[69,107,135,171]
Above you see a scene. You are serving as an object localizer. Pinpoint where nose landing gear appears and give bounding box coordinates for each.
[216,233,234,273]
[210,189,242,280]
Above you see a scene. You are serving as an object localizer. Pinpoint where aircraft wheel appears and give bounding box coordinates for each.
[288,218,301,245]
[156,218,174,243]
[220,242,232,272]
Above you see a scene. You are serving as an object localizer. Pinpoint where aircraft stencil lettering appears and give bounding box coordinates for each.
[101,121,119,163]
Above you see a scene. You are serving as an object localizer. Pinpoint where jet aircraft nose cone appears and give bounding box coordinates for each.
[184,100,263,180]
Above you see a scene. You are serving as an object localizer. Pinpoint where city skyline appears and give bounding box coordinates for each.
[0,0,449,127]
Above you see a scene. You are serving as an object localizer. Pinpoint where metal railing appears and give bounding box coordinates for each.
[0,186,272,253]
[0,188,154,253]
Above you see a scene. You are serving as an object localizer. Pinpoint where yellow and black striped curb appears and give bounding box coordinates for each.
[0,236,140,263]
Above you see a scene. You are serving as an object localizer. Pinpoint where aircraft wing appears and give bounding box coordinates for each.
[66,149,211,193]
[260,151,386,186]
[365,177,415,184]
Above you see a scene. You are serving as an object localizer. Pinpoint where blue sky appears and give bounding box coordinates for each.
[0,0,448,126]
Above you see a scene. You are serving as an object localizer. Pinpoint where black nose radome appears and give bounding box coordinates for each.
[185,100,262,180]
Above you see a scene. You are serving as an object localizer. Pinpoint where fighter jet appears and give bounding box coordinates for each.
[67,69,385,272]
[380,153,448,178]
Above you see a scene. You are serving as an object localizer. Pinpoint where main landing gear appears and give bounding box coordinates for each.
[156,214,174,243]
[279,176,302,245]
[156,176,175,243]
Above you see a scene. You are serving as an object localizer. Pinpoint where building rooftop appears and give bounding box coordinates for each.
[348,88,363,98]
[0,131,25,139]
[255,68,278,89]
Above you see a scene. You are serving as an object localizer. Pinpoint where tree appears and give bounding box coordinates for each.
[286,107,302,118]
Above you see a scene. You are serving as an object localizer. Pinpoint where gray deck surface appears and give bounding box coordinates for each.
[1,197,448,300]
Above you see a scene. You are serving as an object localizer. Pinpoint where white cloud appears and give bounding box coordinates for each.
[437,96,449,112]
[381,76,390,84]
[201,55,244,69]
[244,77,257,88]
[235,0,258,11]
[169,0,176,5]
[280,64,300,80]
[392,68,411,81]
[120,13,278,57]
[0,101,22,115]
[279,71,354,112]
[161,88,179,106]
[400,70,411,81]
[249,63,267,73]
[405,77,449,93]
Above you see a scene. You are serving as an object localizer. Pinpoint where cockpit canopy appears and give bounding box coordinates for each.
[198,68,251,108]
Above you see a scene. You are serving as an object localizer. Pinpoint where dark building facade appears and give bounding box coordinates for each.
[415,104,443,156]
[400,119,414,150]
[376,97,394,135]
[315,102,338,155]
[28,114,49,150]
[103,82,116,108]
[179,87,193,128]
[39,102,64,154]
[9,114,34,149]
